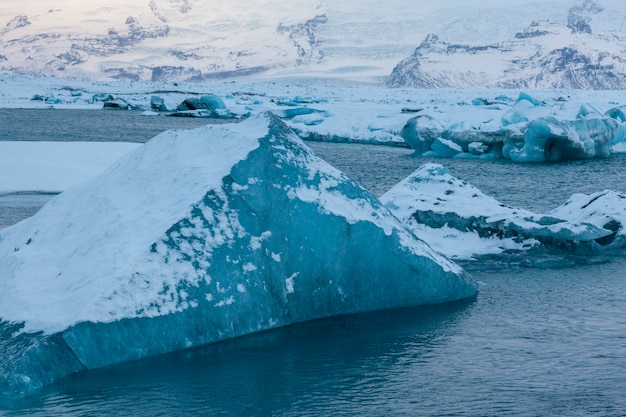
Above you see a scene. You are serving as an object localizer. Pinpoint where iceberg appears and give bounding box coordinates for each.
[549,190,626,248]
[0,113,476,399]
[381,163,613,260]
[401,92,622,162]
[610,124,626,153]
[400,114,445,154]
[605,105,626,123]
[150,95,168,112]
[500,94,551,126]
[504,116,618,162]
[428,137,463,158]
[172,95,239,119]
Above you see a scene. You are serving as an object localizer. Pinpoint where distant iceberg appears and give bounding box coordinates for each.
[401,93,624,162]
[381,163,619,261]
[0,113,476,399]
[504,115,617,163]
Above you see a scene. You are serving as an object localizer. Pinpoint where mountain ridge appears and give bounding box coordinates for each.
[0,0,327,82]
[1,0,625,84]
[386,1,626,89]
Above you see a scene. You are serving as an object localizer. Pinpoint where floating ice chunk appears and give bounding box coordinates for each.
[400,114,445,153]
[103,97,130,110]
[150,95,167,112]
[471,97,491,106]
[577,103,602,119]
[430,137,462,157]
[176,95,225,111]
[610,124,626,153]
[549,190,626,247]
[517,92,543,106]
[290,112,326,126]
[468,141,489,155]
[276,96,323,106]
[381,163,611,260]
[172,95,237,119]
[275,107,324,119]
[200,95,227,110]
[501,97,550,126]
[443,123,503,156]
[505,116,617,162]
[605,105,626,123]
[0,113,476,399]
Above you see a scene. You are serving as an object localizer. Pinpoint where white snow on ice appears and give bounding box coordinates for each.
[0,116,268,333]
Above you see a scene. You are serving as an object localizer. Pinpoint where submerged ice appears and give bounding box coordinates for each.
[0,113,476,399]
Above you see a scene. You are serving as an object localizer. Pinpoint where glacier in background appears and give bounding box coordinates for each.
[1,1,624,83]
[387,1,626,90]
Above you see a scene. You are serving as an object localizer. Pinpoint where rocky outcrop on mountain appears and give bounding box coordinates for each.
[278,14,327,63]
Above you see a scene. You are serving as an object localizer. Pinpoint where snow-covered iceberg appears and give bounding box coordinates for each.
[0,113,476,399]
[381,163,614,260]
[549,190,626,248]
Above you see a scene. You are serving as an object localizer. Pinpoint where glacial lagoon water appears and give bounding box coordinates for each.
[1,109,626,416]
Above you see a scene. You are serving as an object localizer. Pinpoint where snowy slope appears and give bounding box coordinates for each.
[1,0,624,83]
[0,0,327,82]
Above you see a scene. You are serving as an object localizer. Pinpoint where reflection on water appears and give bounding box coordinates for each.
[12,301,473,417]
[0,109,211,143]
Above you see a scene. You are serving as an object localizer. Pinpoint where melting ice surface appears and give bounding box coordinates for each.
[0,113,476,399]
[382,163,625,260]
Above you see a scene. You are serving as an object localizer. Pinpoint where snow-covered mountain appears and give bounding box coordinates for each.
[0,0,327,82]
[387,0,626,89]
[1,0,625,83]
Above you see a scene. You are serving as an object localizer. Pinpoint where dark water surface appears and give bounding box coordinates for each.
[0,108,210,143]
[1,110,626,416]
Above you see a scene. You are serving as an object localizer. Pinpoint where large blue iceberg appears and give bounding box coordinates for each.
[0,114,476,399]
